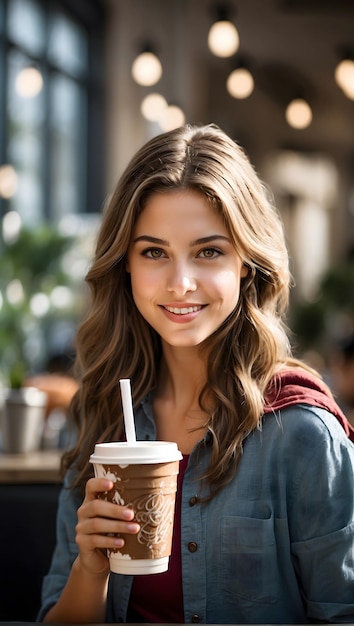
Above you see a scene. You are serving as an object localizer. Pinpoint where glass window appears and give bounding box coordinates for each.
[6,48,45,224]
[0,0,104,224]
[48,9,88,78]
[0,2,4,33]
[50,73,87,220]
[7,0,46,56]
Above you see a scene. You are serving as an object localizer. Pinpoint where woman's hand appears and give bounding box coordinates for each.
[75,477,140,577]
[44,477,138,622]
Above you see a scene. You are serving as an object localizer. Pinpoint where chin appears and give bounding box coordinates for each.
[163,335,210,349]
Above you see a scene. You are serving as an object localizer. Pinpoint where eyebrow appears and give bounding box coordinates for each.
[133,235,231,246]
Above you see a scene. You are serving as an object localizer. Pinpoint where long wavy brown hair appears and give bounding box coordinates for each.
[63,123,312,497]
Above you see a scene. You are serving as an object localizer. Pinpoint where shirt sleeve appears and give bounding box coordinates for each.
[37,471,81,621]
[288,407,354,622]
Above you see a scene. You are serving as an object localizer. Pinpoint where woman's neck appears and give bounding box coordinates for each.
[153,345,211,453]
[157,345,207,406]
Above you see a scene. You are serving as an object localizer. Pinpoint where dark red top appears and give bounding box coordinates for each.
[127,454,189,623]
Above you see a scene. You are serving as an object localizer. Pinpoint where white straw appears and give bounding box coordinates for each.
[119,379,137,444]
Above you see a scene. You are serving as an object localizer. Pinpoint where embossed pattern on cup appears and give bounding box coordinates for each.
[95,461,179,561]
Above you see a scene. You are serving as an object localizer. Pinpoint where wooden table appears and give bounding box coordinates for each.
[0,448,62,483]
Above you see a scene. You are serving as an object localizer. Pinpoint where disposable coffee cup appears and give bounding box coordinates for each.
[90,441,182,575]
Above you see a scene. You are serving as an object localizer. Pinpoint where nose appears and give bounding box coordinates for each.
[167,261,197,295]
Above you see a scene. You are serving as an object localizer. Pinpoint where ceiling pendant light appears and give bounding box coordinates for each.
[208,4,239,58]
[140,93,167,121]
[285,98,313,129]
[131,45,162,86]
[158,104,185,132]
[227,61,254,99]
[15,65,43,98]
[335,55,354,100]
[0,165,18,199]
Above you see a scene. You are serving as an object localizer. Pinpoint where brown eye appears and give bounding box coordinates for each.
[144,248,164,258]
[199,247,221,258]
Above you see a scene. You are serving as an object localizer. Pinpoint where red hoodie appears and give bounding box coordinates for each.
[264,368,354,443]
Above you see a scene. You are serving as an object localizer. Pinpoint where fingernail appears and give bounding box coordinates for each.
[122,509,134,520]
[114,538,124,547]
[127,523,140,533]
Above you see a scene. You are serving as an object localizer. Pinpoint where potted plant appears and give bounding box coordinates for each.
[0,222,75,453]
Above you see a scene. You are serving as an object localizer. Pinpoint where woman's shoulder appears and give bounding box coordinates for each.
[273,402,347,436]
[263,403,354,465]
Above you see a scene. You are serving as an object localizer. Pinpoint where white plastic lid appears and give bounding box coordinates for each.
[89,441,182,465]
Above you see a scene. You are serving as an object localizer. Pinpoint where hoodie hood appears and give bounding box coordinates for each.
[264,368,354,443]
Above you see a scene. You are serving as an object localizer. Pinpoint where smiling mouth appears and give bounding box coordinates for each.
[163,305,203,315]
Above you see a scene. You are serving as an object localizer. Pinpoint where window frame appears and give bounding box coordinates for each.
[0,0,105,222]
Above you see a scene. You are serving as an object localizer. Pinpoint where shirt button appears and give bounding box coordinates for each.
[192,614,200,623]
[188,541,198,552]
[189,495,199,506]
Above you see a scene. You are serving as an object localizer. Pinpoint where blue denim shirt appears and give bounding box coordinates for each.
[38,395,354,623]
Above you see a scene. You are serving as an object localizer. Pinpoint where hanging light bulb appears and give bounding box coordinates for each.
[227,65,254,99]
[131,45,162,86]
[208,5,239,58]
[285,98,313,129]
[141,93,167,121]
[335,57,354,100]
[158,104,185,132]
[0,165,18,199]
[15,65,43,98]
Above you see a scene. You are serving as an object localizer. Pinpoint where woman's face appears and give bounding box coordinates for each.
[127,189,248,350]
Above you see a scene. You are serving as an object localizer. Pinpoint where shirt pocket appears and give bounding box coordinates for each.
[221,514,279,604]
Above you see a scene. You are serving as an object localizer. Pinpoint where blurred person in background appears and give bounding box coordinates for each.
[24,352,79,418]
[24,352,79,448]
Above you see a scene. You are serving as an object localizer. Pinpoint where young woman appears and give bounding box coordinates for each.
[39,124,354,624]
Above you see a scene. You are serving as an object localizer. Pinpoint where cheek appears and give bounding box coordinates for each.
[213,269,242,301]
[129,267,159,303]
[130,274,144,304]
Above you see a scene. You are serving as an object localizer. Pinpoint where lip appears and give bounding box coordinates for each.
[160,303,206,323]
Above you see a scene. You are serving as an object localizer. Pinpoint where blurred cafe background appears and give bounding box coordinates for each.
[0,0,354,395]
[0,0,353,618]
[0,0,354,393]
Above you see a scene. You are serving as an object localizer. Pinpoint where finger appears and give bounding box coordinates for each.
[78,498,135,523]
[76,526,125,552]
[84,479,136,521]
[77,515,140,538]
[76,519,140,556]
[85,477,114,499]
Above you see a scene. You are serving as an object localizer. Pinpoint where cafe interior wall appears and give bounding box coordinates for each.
[102,0,354,361]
